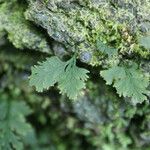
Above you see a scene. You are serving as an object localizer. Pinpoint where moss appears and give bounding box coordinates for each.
[1,0,149,61]
[25,0,149,66]
[0,1,52,53]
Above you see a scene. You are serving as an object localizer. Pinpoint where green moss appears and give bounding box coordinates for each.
[0,2,52,53]
[25,0,149,66]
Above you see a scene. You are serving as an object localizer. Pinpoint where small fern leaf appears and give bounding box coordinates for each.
[100,64,149,105]
[139,35,150,49]
[0,100,32,150]
[100,66,125,85]
[29,56,89,99]
[58,63,89,99]
[29,56,66,92]
[96,40,118,56]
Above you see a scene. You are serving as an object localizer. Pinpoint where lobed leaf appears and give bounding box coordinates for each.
[0,100,32,150]
[139,35,150,49]
[29,56,89,99]
[96,40,118,56]
[100,64,149,105]
[29,57,66,92]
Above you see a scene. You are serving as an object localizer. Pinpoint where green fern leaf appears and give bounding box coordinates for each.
[29,56,89,99]
[0,100,32,150]
[100,66,125,85]
[58,60,89,99]
[139,35,150,49]
[100,64,149,104]
[29,57,66,92]
[96,40,118,56]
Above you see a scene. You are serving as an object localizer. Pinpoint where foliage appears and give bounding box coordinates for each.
[139,35,150,49]
[0,94,32,150]
[0,47,150,149]
[96,40,118,56]
[29,56,89,99]
[101,64,149,105]
[0,0,150,150]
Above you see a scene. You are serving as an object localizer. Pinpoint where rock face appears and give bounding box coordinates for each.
[25,0,101,57]
[25,0,150,63]
[0,0,149,62]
